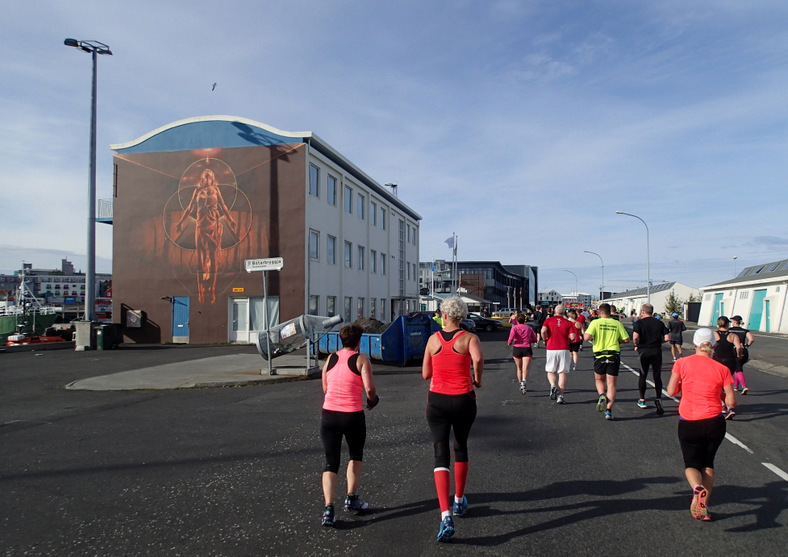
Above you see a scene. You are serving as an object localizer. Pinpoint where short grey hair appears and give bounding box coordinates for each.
[554,304,565,315]
[440,296,468,322]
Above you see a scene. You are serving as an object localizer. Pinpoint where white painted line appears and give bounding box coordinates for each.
[762,462,788,482]
[725,433,753,454]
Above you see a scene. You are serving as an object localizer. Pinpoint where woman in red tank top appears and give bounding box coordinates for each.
[422,297,483,542]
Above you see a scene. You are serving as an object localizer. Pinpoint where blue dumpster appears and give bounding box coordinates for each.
[318,314,439,366]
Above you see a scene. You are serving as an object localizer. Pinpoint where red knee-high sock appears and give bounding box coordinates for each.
[434,468,451,512]
[454,461,469,498]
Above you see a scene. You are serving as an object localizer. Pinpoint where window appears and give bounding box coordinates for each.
[381,253,386,275]
[407,224,411,243]
[327,175,337,206]
[380,299,386,320]
[327,235,336,265]
[344,241,352,268]
[371,250,377,273]
[358,246,365,270]
[371,201,377,226]
[344,297,353,322]
[371,298,376,318]
[327,296,337,317]
[357,297,365,319]
[309,229,319,260]
[309,164,319,197]
[380,207,386,230]
[344,185,352,213]
[412,226,417,245]
[309,295,319,315]
[358,194,365,220]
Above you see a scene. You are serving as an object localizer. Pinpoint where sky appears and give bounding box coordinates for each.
[2,0,787,297]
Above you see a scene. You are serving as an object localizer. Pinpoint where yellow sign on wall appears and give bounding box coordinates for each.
[232,287,245,293]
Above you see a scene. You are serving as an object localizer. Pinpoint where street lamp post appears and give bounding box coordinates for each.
[583,250,604,301]
[616,211,650,304]
[64,38,112,322]
[563,269,578,301]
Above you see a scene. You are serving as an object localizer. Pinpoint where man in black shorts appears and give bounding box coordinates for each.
[633,303,670,414]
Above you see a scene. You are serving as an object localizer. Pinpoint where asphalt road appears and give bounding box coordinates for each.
[1,331,787,556]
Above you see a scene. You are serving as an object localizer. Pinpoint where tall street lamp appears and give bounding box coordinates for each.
[616,211,650,304]
[64,38,112,322]
[563,269,578,298]
[583,250,604,301]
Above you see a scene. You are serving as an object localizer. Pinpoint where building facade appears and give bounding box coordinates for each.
[604,282,699,317]
[698,259,788,333]
[110,116,421,344]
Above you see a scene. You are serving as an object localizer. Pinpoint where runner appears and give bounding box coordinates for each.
[667,328,736,522]
[508,313,537,394]
[712,316,742,419]
[632,303,669,414]
[422,296,484,543]
[319,325,379,527]
[667,313,687,361]
[567,310,583,371]
[729,316,754,394]
[540,304,577,404]
[583,303,630,420]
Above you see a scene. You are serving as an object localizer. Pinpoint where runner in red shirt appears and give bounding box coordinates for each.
[540,304,577,404]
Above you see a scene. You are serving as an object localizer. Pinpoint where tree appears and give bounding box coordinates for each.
[663,290,683,317]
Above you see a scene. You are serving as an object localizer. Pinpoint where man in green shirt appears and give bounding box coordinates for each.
[584,303,630,421]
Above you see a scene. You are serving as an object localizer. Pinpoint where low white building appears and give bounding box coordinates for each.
[698,259,788,333]
[538,290,562,305]
[561,292,593,307]
[604,282,700,317]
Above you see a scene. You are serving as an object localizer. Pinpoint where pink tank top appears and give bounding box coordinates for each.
[323,349,364,412]
[430,330,474,395]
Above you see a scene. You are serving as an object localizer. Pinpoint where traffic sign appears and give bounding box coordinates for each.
[245,257,284,272]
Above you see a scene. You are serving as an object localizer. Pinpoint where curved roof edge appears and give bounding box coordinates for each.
[110,115,313,152]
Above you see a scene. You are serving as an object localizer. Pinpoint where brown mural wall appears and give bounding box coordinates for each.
[113,144,307,343]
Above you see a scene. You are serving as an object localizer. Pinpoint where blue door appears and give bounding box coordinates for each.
[172,296,190,342]
[749,289,766,332]
[711,293,724,326]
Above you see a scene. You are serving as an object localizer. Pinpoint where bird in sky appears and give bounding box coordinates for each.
[211,82,217,91]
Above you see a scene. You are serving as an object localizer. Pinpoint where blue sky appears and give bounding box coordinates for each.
[2,0,787,296]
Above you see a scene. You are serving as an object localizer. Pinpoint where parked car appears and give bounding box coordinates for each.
[410,311,476,333]
[466,312,503,332]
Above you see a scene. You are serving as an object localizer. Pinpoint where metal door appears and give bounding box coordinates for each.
[172,297,190,343]
[711,293,724,326]
[749,289,767,331]
[230,298,250,343]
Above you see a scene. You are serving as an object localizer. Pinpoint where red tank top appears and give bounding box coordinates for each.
[430,330,474,395]
[323,349,364,412]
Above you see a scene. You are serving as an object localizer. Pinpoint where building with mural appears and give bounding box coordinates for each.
[110,116,421,344]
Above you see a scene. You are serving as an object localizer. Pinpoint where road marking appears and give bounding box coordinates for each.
[623,360,788,483]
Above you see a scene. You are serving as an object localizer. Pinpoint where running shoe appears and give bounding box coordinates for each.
[596,394,607,412]
[725,409,736,420]
[654,399,664,416]
[604,410,614,421]
[452,496,468,517]
[549,385,559,401]
[436,516,455,542]
[557,395,565,404]
[741,387,749,395]
[343,494,369,513]
[519,381,527,395]
[322,505,335,527]
[571,364,576,371]
[690,485,708,520]
[637,400,648,409]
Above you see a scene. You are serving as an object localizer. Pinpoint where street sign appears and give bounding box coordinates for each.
[245,257,284,272]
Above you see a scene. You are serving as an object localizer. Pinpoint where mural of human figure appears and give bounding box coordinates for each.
[175,168,237,303]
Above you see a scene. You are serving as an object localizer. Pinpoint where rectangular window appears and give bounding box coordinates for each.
[358,194,365,220]
[309,229,319,260]
[327,175,337,206]
[327,296,336,317]
[412,226,417,245]
[327,235,336,265]
[344,185,353,214]
[371,201,377,226]
[309,164,319,197]
[407,224,411,243]
[370,250,377,273]
[358,246,365,270]
[344,297,353,322]
[357,297,365,319]
[370,298,376,319]
[381,253,386,275]
[380,299,386,320]
[344,241,352,268]
[309,295,319,315]
[380,208,386,230]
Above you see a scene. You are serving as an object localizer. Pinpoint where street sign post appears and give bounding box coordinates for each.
[245,258,284,375]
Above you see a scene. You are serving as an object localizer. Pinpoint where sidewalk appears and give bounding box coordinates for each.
[65,351,321,391]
